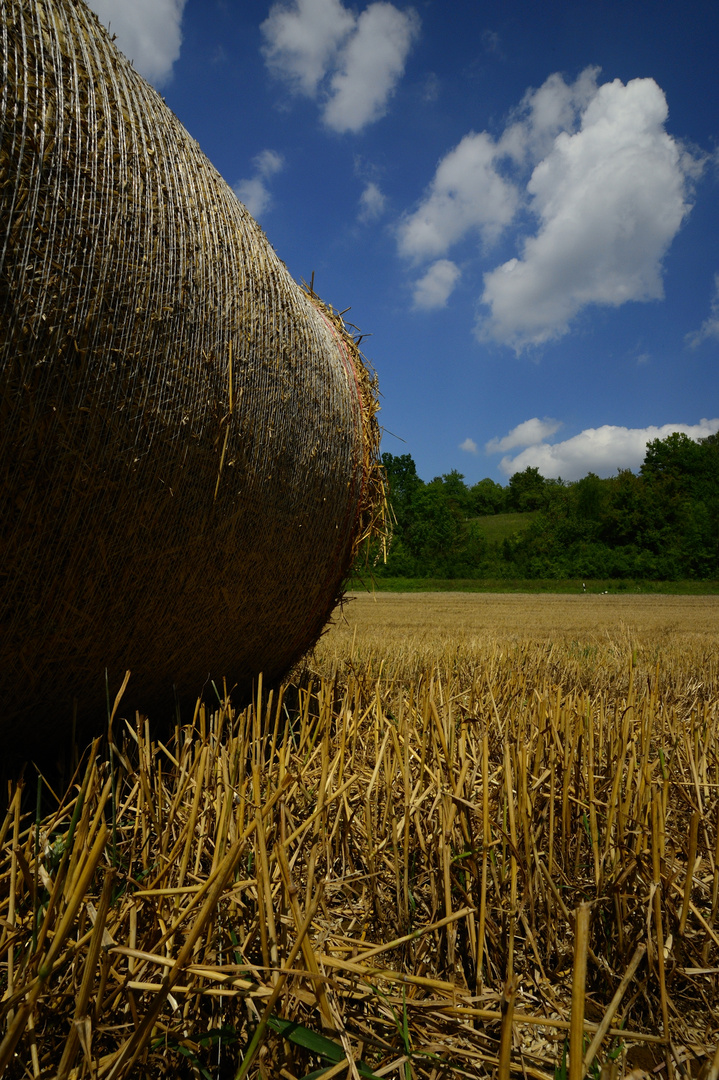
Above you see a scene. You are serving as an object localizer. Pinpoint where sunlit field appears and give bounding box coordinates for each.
[327,591,719,643]
[313,591,719,689]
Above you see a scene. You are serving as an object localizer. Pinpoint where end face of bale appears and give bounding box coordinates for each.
[301,282,388,573]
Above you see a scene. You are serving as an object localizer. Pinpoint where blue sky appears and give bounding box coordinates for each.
[89,0,718,484]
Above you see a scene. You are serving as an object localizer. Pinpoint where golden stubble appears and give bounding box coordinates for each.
[1,591,717,1077]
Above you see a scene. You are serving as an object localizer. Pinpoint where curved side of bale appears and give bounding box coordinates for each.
[0,0,384,750]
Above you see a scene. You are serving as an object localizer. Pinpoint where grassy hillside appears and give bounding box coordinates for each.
[471,510,537,543]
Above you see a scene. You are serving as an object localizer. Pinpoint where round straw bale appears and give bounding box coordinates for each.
[0,0,384,753]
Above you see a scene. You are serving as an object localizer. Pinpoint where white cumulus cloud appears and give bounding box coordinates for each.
[397,132,519,261]
[323,4,420,132]
[261,0,419,133]
[485,417,562,453]
[396,68,702,343]
[261,0,354,96]
[397,69,599,266]
[686,273,719,347]
[498,68,600,167]
[493,419,719,481]
[358,181,386,222]
[87,0,187,85]
[233,150,285,219]
[479,77,699,349]
[459,437,478,454]
[412,260,461,310]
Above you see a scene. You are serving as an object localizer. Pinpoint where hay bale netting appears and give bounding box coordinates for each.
[0,0,384,753]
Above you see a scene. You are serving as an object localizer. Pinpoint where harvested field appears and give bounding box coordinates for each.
[1,594,718,1078]
[324,591,719,646]
[312,591,719,696]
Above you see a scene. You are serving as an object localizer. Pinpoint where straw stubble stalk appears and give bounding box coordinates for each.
[275,832,333,1029]
[709,1039,719,1080]
[0,825,108,1072]
[476,730,489,990]
[503,741,519,979]
[55,868,116,1080]
[582,943,646,1078]
[679,810,700,936]
[498,975,518,1080]
[651,791,673,1079]
[2,787,22,1023]
[234,884,325,1080]
[105,834,249,1079]
[569,902,591,1080]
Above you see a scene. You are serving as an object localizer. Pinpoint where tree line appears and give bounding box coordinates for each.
[371,432,719,580]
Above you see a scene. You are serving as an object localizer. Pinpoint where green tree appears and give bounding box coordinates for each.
[573,473,607,521]
[641,432,704,485]
[507,466,548,511]
[407,484,460,571]
[382,452,422,532]
[469,477,505,516]
[437,470,472,518]
[369,434,719,581]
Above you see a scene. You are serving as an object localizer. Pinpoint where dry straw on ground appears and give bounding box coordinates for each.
[1,610,718,1078]
[0,0,384,752]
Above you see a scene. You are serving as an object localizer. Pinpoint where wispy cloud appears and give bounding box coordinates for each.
[422,73,440,103]
[233,150,285,219]
[412,260,461,310]
[87,0,187,85]
[481,29,502,57]
[686,273,719,347]
[490,418,719,481]
[261,0,419,133]
[358,181,386,222]
[459,437,478,454]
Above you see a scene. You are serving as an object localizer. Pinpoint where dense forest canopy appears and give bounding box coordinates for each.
[372,432,719,580]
